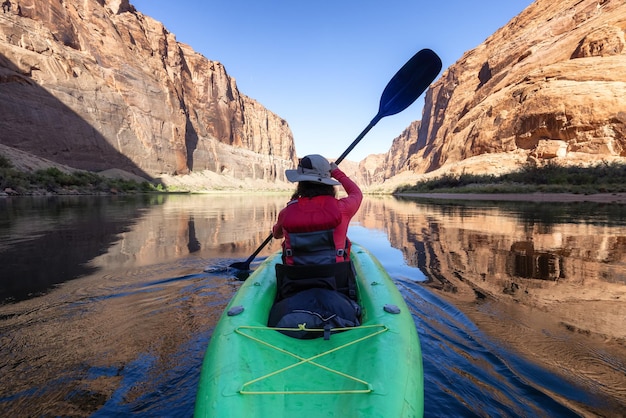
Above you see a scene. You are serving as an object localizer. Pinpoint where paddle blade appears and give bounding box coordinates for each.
[229,261,251,271]
[377,48,442,119]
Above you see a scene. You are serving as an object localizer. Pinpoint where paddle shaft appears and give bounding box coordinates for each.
[335,115,382,165]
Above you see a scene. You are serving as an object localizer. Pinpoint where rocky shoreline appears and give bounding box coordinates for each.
[396,192,626,203]
[4,143,626,200]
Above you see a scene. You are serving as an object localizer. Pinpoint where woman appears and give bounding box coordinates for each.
[268,154,363,338]
[272,154,362,265]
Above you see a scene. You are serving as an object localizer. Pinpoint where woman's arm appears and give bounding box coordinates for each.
[331,167,363,216]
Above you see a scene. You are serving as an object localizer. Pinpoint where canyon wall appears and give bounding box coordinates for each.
[374,0,626,182]
[0,0,295,182]
[3,0,625,189]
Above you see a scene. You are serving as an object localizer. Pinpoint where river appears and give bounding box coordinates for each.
[1,194,625,417]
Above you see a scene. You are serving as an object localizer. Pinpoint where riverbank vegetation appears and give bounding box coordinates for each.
[0,154,157,195]
[4,151,626,196]
[395,161,626,194]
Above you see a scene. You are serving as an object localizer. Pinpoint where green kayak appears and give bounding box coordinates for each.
[195,243,424,417]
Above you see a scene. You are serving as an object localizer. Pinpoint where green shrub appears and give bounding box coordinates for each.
[0,154,13,169]
[32,167,74,189]
[396,161,626,194]
[0,161,167,194]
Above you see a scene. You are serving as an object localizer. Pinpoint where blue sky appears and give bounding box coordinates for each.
[130,0,534,162]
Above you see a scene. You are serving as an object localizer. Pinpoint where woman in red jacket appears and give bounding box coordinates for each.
[272,154,363,265]
[269,154,363,338]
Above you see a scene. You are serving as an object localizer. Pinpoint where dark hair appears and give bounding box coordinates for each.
[291,181,336,200]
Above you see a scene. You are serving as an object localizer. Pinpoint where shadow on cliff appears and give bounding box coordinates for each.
[185,117,199,171]
[0,52,154,181]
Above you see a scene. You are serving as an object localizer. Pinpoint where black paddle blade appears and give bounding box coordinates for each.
[233,269,251,281]
[335,48,442,165]
[229,261,251,271]
[377,48,442,119]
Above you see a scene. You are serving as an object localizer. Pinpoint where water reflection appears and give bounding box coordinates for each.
[0,194,625,416]
[0,194,286,304]
[187,216,201,253]
[368,196,626,338]
[0,195,158,302]
[0,194,290,417]
[354,196,626,415]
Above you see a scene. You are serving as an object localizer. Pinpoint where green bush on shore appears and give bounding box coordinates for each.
[0,154,160,195]
[396,161,626,194]
[0,154,12,169]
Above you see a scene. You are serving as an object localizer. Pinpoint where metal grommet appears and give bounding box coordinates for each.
[227,305,245,316]
[383,304,401,314]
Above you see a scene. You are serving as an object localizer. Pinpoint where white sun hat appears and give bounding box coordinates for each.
[285,154,340,185]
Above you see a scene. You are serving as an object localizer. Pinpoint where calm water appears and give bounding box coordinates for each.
[1,194,625,417]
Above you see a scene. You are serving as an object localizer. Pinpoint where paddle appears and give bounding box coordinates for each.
[335,48,442,164]
[229,48,442,273]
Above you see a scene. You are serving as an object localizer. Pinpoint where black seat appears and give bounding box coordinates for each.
[274,261,357,302]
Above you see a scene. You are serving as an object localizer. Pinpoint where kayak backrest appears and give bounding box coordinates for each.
[274,261,357,302]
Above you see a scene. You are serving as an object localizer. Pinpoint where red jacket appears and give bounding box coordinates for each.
[272,167,362,264]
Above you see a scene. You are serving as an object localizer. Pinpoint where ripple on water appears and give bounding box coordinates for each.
[394,278,622,417]
[0,257,239,417]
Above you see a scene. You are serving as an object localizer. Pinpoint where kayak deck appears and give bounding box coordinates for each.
[235,323,388,395]
[195,243,423,417]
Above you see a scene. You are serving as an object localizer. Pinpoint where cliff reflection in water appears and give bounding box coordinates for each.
[0,194,286,303]
[357,196,626,339]
[0,194,290,417]
[86,193,286,274]
[354,196,626,407]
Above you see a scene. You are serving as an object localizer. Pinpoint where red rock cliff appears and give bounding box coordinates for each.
[379,0,626,181]
[0,0,296,181]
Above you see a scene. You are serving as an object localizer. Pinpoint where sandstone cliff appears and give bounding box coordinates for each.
[357,122,423,188]
[377,0,626,183]
[0,0,296,184]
